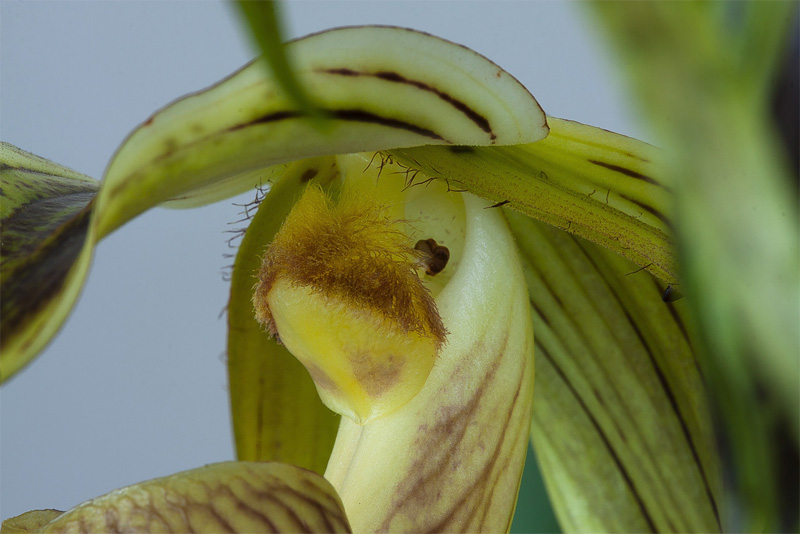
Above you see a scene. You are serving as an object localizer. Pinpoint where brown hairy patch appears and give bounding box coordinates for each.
[253,185,446,347]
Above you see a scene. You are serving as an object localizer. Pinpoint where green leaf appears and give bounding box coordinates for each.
[0,143,98,381]
[390,116,676,283]
[508,212,721,533]
[227,157,340,474]
[27,462,351,533]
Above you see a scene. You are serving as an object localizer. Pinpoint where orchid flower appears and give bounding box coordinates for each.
[2,3,797,533]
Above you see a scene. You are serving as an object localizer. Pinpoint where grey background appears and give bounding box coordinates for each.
[0,0,647,522]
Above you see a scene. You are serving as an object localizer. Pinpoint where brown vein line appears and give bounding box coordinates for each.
[589,158,665,188]
[523,234,661,472]
[6,165,98,182]
[531,321,658,533]
[279,494,322,533]
[630,303,721,530]
[0,164,91,180]
[108,101,447,205]
[617,192,673,230]
[622,305,702,532]
[387,357,493,503]
[427,338,524,533]
[162,486,194,532]
[476,348,531,533]
[229,108,447,142]
[217,482,280,532]
[144,490,173,533]
[195,482,239,534]
[472,349,529,533]
[0,191,95,265]
[77,514,90,534]
[244,477,337,533]
[233,477,289,532]
[205,505,238,534]
[335,109,447,141]
[521,239,659,531]
[321,68,495,140]
[103,504,121,533]
[299,475,344,522]
[271,482,335,533]
[380,336,514,532]
[182,506,197,534]
[582,244,721,531]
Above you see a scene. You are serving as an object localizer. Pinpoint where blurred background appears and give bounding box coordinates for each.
[0,2,648,531]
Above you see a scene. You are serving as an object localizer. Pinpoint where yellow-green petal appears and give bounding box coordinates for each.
[0,143,98,381]
[227,157,341,473]
[508,212,721,533]
[25,462,350,533]
[1,510,63,534]
[95,25,548,240]
[390,116,676,284]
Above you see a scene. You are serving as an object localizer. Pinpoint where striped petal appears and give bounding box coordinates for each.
[95,25,547,239]
[6,462,350,533]
[390,116,676,284]
[0,144,98,381]
[508,212,721,533]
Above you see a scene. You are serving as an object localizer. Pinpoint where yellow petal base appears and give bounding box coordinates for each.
[267,279,436,423]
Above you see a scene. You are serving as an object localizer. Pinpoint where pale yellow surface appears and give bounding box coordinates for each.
[267,279,436,424]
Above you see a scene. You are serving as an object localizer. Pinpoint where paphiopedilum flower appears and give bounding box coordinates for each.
[2,25,542,532]
[2,5,797,533]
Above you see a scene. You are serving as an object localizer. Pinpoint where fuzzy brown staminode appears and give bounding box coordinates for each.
[253,184,446,348]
